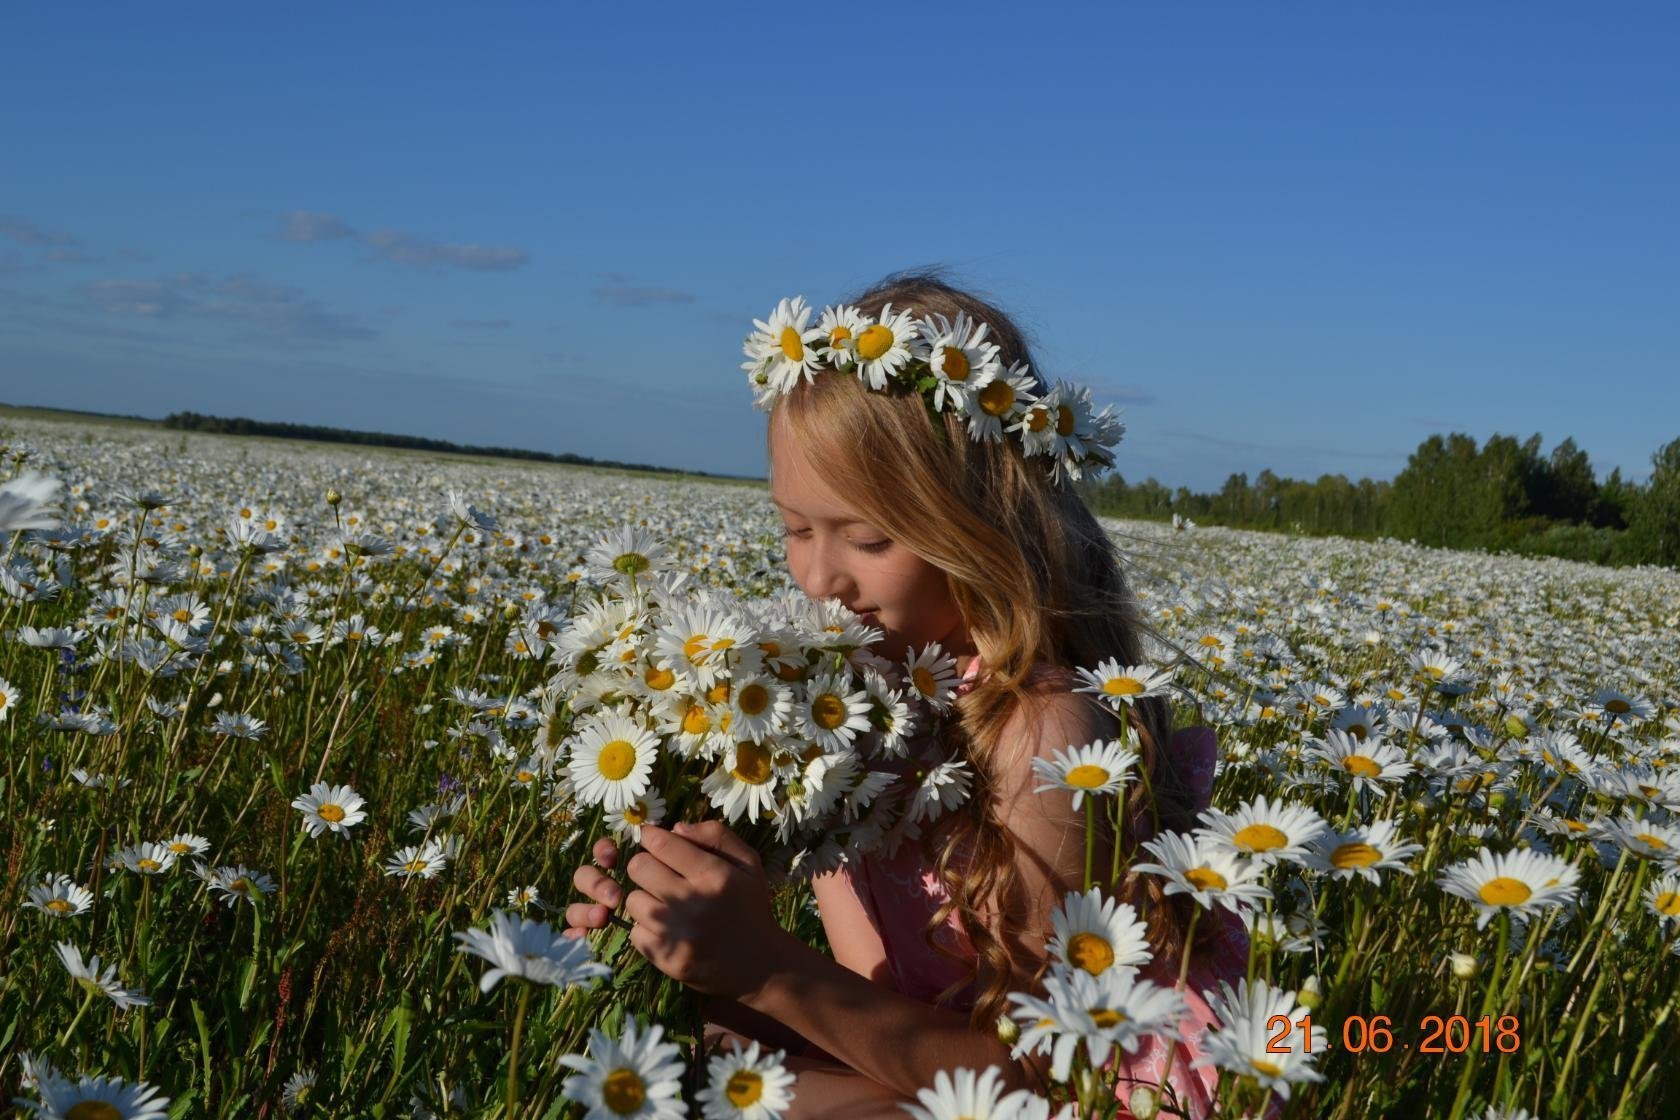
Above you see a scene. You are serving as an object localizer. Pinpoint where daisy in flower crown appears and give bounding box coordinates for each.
[565,268,1247,1117]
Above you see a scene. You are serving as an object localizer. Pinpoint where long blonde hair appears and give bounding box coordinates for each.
[767,268,1203,1031]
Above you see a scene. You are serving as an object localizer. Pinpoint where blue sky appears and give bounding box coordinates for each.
[2,2,1676,489]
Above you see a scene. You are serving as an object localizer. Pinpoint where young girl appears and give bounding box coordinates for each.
[563,270,1249,1118]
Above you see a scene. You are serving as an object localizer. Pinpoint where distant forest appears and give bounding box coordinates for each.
[1076,432,1680,571]
[160,411,742,480]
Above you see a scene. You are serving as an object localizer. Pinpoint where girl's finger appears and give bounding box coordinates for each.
[625,850,689,902]
[565,901,609,929]
[592,837,619,869]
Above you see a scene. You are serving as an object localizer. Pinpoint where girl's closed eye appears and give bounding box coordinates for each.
[780,525,892,553]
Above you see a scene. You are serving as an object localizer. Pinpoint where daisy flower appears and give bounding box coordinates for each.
[1047,887,1152,976]
[1009,966,1188,1083]
[815,303,867,367]
[586,524,673,587]
[963,361,1036,444]
[507,885,543,910]
[291,782,368,838]
[559,1018,688,1120]
[1300,820,1423,884]
[567,709,660,812]
[900,1065,1042,1120]
[653,599,756,689]
[385,839,452,880]
[1132,831,1272,913]
[16,1071,170,1120]
[607,789,669,844]
[453,909,612,993]
[1193,977,1326,1101]
[1071,659,1174,711]
[903,644,959,714]
[1643,870,1680,926]
[204,865,277,908]
[113,842,177,876]
[1601,812,1680,864]
[1031,739,1140,810]
[918,310,1002,414]
[0,675,18,723]
[25,874,94,918]
[1196,795,1329,867]
[1437,847,1582,929]
[793,672,874,753]
[905,756,974,826]
[209,711,268,738]
[1305,729,1415,791]
[726,672,792,741]
[849,303,921,391]
[742,295,826,398]
[161,832,211,860]
[695,1036,797,1120]
[282,1068,317,1113]
[703,739,783,824]
[56,941,150,1011]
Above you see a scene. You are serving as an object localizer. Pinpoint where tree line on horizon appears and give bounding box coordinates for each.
[160,411,741,481]
[1077,431,1680,571]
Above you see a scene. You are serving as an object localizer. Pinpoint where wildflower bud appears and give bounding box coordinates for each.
[187,543,202,558]
[1074,1067,1097,1100]
[1128,1086,1160,1120]
[1449,951,1479,980]
[1410,798,1432,816]
[1296,975,1324,1010]
[326,489,342,506]
[503,602,520,619]
[995,1014,1019,1046]
[207,691,224,709]
[1533,954,1554,973]
[1488,791,1508,811]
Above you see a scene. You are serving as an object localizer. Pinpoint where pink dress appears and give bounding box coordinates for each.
[830,653,1251,1119]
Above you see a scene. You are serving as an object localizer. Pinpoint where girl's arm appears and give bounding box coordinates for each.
[740,933,1032,1098]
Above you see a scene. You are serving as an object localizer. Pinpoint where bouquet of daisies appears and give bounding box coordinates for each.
[539,525,975,883]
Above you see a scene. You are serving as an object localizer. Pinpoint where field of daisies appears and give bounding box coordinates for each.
[2,412,1678,1120]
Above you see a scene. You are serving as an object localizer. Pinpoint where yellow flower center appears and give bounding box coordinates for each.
[1605,698,1631,714]
[67,1103,123,1120]
[403,858,429,873]
[1232,824,1289,853]
[1478,877,1533,906]
[1634,832,1668,850]
[726,1070,765,1107]
[1025,406,1051,432]
[1331,842,1381,869]
[1067,932,1115,974]
[1185,866,1228,891]
[1089,1007,1127,1028]
[811,693,846,731]
[137,858,162,872]
[1064,764,1111,790]
[1250,1058,1284,1078]
[829,325,852,346]
[1055,405,1076,437]
[623,802,649,825]
[738,683,770,716]
[706,681,731,705]
[603,1069,646,1114]
[912,666,937,697]
[172,608,192,622]
[856,324,894,361]
[682,706,711,735]
[644,666,675,691]
[1342,755,1382,778]
[732,740,773,785]
[940,347,970,381]
[1104,676,1144,696]
[46,898,74,913]
[515,770,535,783]
[612,551,650,575]
[1654,891,1680,916]
[684,634,711,662]
[597,740,638,781]
[315,803,346,823]
[778,326,804,362]
[978,380,1014,416]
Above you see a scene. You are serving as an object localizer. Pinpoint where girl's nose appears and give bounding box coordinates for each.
[800,538,855,603]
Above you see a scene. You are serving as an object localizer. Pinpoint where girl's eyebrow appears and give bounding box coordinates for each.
[769,496,868,526]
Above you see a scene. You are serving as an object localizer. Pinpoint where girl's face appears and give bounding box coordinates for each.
[768,422,971,665]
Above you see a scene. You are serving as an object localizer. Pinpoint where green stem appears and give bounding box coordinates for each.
[507,982,533,1119]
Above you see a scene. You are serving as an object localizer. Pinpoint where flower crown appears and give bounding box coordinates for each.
[741,295,1126,483]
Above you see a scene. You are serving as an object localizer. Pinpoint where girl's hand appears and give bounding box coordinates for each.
[562,837,625,939]
[618,820,793,1001]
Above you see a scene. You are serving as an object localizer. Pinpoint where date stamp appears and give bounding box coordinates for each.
[1266,1014,1522,1055]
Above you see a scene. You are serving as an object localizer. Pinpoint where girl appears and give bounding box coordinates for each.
[563,270,1249,1118]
